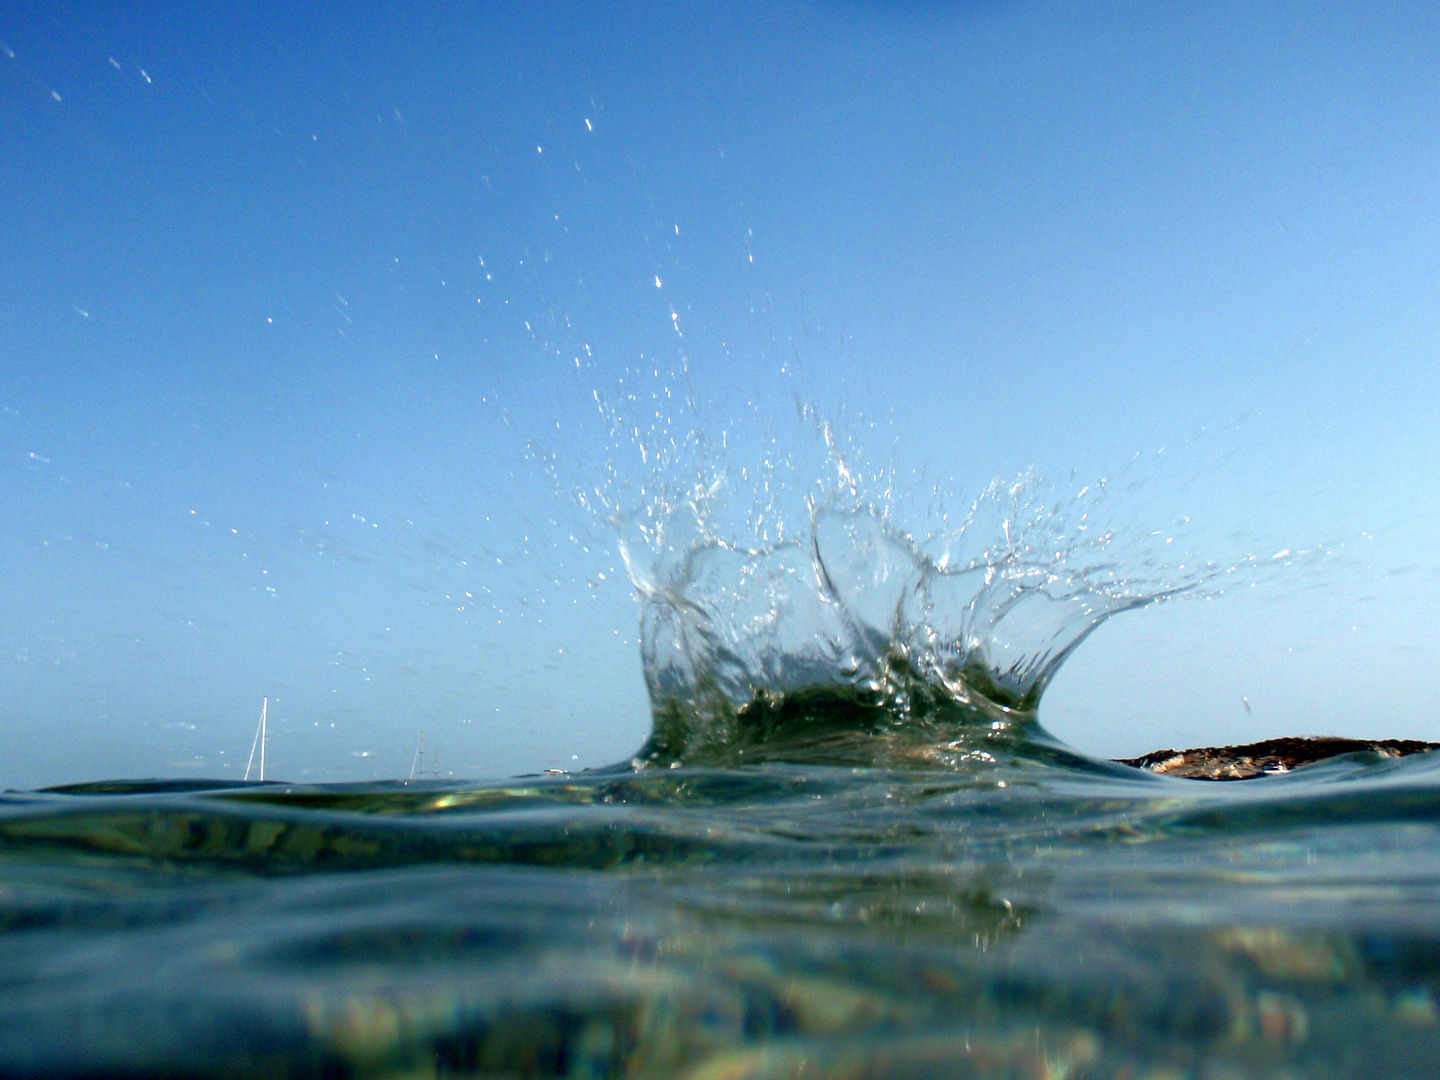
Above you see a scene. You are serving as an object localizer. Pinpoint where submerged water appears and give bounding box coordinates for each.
[5,742,1440,1078]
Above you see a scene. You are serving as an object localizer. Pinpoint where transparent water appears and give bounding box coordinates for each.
[4,743,1440,1078]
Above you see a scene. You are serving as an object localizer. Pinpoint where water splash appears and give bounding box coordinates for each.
[634,494,1212,766]
[571,376,1227,768]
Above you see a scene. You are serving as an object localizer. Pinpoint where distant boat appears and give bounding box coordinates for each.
[409,731,441,781]
[244,698,267,781]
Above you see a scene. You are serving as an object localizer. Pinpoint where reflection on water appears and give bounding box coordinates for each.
[4,743,1440,1077]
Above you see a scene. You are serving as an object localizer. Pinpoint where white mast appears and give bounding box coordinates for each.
[244,697,268,782]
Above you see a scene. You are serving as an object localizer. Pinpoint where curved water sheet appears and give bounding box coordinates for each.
[570,382,1236,770]
[631,485,1207,770]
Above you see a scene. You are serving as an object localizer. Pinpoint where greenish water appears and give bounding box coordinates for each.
[4,733,1440,1078]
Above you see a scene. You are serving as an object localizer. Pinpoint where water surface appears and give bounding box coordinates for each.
[4,453,1430,1078]
[4,727,1439,1078]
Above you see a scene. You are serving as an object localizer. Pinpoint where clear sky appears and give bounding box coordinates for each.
[3,0,1438,787]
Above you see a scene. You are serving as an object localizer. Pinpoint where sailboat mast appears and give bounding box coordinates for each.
[244,697,266,782]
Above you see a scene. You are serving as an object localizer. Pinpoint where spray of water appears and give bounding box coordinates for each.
[555,366,1243,768]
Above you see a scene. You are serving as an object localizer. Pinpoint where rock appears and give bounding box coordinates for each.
[1116,737,1439,780]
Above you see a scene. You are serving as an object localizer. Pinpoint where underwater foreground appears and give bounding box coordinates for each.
[5,729,1440,1079]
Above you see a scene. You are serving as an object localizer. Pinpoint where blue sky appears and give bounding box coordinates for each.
[3,0,1438,786]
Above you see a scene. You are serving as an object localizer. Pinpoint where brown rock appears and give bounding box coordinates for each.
[1116,737,1438,780]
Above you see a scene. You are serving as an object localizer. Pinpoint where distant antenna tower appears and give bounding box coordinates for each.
[409,731,425,781]
[244,697,268,782]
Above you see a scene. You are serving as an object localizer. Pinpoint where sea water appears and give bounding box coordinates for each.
[3,424,1436,1079]
[5,740,1440,1077]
